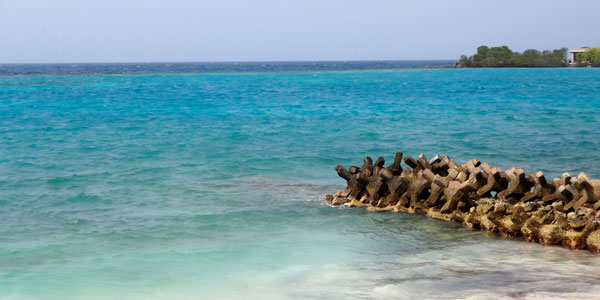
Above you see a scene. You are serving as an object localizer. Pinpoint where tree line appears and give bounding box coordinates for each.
[455,46,568,68]
[576,48,600,66]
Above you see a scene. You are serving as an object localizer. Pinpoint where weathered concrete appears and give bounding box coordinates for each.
[325,152,600,254]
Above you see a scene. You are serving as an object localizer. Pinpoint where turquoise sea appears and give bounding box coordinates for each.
[1,62,600,299]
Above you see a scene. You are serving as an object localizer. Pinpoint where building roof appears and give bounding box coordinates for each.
[569,48,590,53]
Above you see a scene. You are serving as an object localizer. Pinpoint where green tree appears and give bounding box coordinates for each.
[578,48,600,66]
[456,46,567,68]
[485,46,513,67]
[513,49,540,67]
[472,46,489,66]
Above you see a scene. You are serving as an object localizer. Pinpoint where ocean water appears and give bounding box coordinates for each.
[1,62,600,299]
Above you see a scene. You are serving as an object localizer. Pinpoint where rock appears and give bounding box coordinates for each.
[563,225,594,250]
[403,155,419,170]
[360,156,374,176]
[456,172,468,183]
[408,177,428,207]
[386,152,403,175]
[422,168,436,183]
[493,202,506,214]
[329,152,600,254]
[433,174,449,188]
[417,153,432,170]
[447,168,459,181]
[575,172,592,190]
[562,172,572,186]
[339,186,352,198]
[522,171,556,202]
[428,155,442,166]
[535,210,555,224]
[576,207,595,218]
[480,162,492,173]
[551,201,564,212]
[496,216,521,237]
[521,202,536,212]
[587,230,600,253]
[348,198,366,207]
[441,181,466,213]
[478,213,498,232]
[410,202,429,214]
[393,205,409,213]
[388,175,411,198]
[373,166,382,175]
[424,187,443,207]
[565,191,591,212]
[372,204,395,211]
[397,193,410,208]
[467,169,487,190]
[450,210,466,223]
[379,168,394,182]
[335,165,352,181]
[477,168,508,196]
[331,196,348,206]
[444,155,458,169]
[368,192,380,206]
[432,156,450,176]
[591,180,600,201]
[464,212,482,229]
[497,168,533,199]
[559,185,574,201]
[552,212,569,230]
[359,193,369,204]
[496,206,527,237]
[568,215,587,229]
[539,224,566,245]
[541,191,560,204]
[374,156,385,168]
[521,218,541,242]
[379,193,397,206]
[426,207,450,220]
[462,158,481,174]
[476,201,494,214]
[345,173,367,201]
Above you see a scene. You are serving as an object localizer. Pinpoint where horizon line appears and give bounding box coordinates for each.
[0,59,456,65]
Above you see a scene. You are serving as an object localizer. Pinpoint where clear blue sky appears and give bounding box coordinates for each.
[1,0,598,63]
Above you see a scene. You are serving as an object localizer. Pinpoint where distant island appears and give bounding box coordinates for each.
[455,45,599,68]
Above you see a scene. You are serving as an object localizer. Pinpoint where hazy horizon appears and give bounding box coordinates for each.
[0,59,457,65]
[1,0,599,63]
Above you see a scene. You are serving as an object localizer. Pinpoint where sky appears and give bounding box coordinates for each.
[0,0,599,63]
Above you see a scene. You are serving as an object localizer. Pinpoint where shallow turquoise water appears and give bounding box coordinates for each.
[1,67,600,299]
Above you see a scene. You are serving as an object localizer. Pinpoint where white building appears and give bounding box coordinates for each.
[568,48,590,64]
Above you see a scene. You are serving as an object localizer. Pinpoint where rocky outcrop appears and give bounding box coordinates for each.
[324,152,600,253]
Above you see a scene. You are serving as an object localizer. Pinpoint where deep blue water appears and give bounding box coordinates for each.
[1,63,600,299]
[0,60,453,75]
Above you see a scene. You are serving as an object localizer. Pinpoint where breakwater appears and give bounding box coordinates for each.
[325,153,600,253]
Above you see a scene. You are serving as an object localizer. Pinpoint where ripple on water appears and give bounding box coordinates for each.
[1,67,600,299]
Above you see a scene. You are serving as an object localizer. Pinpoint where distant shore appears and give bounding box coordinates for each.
[455,45,599,68]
